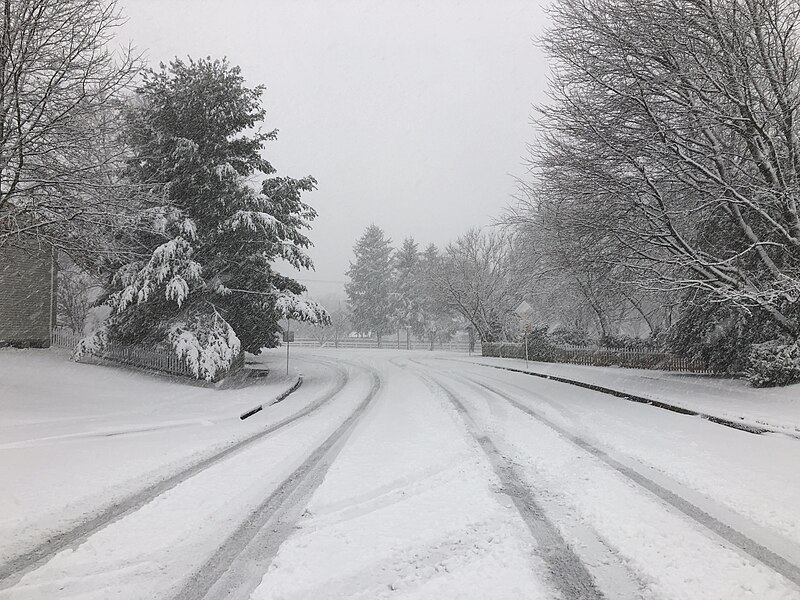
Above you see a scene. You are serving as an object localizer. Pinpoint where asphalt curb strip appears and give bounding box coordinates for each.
[470,361,794,437]
[240,375,303,420]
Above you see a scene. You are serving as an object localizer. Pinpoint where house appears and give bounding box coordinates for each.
[0,243,57,347]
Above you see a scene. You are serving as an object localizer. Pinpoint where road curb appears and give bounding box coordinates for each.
[240,375,303,420]
[469,361,794,437]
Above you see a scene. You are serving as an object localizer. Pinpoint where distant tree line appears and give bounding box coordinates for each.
[341,224,529,345]
[344,225,460,347]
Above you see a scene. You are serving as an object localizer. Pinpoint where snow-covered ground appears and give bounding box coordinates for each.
[250,357,554,600]
[459,355,800,434]
[1,348,798,599]
[0,348,321,564]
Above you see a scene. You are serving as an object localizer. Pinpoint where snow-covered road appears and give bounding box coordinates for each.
[1,348,799,599]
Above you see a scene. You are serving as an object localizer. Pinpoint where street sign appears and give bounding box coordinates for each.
[514,300,533,318]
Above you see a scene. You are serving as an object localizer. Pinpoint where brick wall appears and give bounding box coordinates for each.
[0,245,57,347]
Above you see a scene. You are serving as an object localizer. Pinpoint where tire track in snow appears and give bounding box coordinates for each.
[170,363,383,600]
[0,360,349,587]
[466,375,800,590]
[405,362,607,600]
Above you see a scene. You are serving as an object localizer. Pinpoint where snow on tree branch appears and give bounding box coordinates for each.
[110,237,203,312]
[224,210,280,234]
[275,292,330,325]
[168,310,241,381]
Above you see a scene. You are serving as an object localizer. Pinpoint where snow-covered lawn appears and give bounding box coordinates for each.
[458,355,800,434]
[0,348,316,563]
[1,352,375,599]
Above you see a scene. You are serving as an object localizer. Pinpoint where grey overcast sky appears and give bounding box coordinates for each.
[117,0,551,300]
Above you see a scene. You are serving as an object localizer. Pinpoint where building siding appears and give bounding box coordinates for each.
[0,245,57,347]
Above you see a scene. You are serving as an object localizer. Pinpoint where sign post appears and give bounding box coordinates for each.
[285,318,291,375]
[514,301,535,369]
[523,324,531,368]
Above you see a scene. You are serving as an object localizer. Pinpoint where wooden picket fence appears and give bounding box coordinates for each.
[51,327,244,382]
[481,342,714,373]
[290,337,480,353]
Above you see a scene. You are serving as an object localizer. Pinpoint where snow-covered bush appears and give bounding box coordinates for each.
[599,334,660,351]
[549,327,590,347]
[746,339,800,388]
[523,326,556,361]
[73,325,109,360]
[667,296,780,375]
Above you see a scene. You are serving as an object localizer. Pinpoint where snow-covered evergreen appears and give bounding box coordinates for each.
[87,58,327,380]
[391,237,423,336]
[345,225,394,343]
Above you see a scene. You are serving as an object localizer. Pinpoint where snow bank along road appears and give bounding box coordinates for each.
[1,348,799,599]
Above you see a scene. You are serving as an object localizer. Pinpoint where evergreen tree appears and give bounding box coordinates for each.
[345,225,394,344]
[419,243,456,347]
[82,58,326,380]
[392,237,423,336]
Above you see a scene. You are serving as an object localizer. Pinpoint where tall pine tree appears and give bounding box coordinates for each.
[392,237,423,337]
[419,244,456,348]
[345,225,394,345]
[83,58,326,380]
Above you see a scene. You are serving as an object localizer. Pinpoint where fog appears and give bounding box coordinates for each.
[118,0,550,299]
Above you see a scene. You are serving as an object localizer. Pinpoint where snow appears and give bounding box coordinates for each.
[169,315,241,380]
[2,348,799,599]
[250,357,554,599]
[179,217,197,240]
[0,348,321,565]
[428,356,800,547]
[2,356,376,599]
[226,210,280,233]
[165,274,190,306]
[112,236,202,312]
[275,291,329,324]
[442,373,799,600]
[462,355,800,434]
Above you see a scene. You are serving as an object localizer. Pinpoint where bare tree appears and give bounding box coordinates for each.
[505,193,672,339]
[292,300,352,347]
[0,0,140,254]
[56,257,101,333]
[326,304,352,347]
[533,0,800,338]
[433,229,529,342]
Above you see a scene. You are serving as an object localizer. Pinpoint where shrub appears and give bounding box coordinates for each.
[666,299,780,374]
[599,334,660,351]
[746,338,800,388]
[549,327,590,346]
[523,326,557,361]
